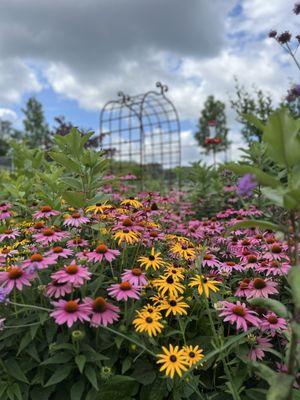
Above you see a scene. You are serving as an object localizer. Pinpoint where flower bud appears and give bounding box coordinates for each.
[72,330,85,341]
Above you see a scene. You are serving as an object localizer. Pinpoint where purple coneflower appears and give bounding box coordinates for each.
[108,281,140,301]
[121,267,148,287]
[45,246,73,259]
[86,244,120,263]
[248,278,278,298]
[50,299,90,327]
[84,297,120,327]
[260,312,287,336]
[66,237,89,248]
[33,205,60,219]
[0,266,35,292]
[51,261,91,287]
[219,301,260,332]
[33,228,68,245]
[0,229,21,242]
[63,212,89,228]
[23,253,56,270]
[45,280,73,298]
[248,335,273,361]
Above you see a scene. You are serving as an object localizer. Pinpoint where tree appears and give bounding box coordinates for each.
[195,95,230,156]
[22,97,50,147]
[230,78,273,143]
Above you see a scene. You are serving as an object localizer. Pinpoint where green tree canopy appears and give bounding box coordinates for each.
[22,97,50,147]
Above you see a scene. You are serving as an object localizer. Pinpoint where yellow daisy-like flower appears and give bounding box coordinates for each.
[85,202,112,214]
[138,248,166,271]
[113,229,140,245]
[156,344,189,378]
[159,296,189,316]
[189,274,220,298]
[121,198,143,208]
[133,311,164,337]
[182,345,204,367]
[152,275,185,297]
[139,303,161,314]
[164,264,185,280]
[170,242,196,260]
[150,293,166,306]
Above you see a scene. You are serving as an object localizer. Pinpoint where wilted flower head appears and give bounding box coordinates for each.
[293,2,300,15]
[237,174,257,197]
[277,31,292,44]
[268,30,277,38]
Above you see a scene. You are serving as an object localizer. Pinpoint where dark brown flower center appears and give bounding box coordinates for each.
[170,355,177,362]
[64,300,79,313]
[41,206,52,212]
[73,237,82,244]
[253,278,266,289]
[169,300,177,307]
[132,268,142,276]
[30,253,43,262]
[120,281,132,291]
[8,267,23,279]
[189,352,195,358]
[42,228,54,237]
[148,255,155,261]
[71,212,81,219]
[52,280,66,287]
[123,218,133,227]
[53,246,63,253]
[232,305,246,317]
[267,315,278,324]
[247,255,257,263]
[34,221,45,229]
[166,276,174,284]
[271,245,282,254]
[146,317,153,323]
[4,229,13,234]
[150,231,158,238]
[242,239,250,246]
[92,297,107,312]
[66,264,79,275]
[96,244,108,254]
[226,261,235,266]
[204,254,212,260]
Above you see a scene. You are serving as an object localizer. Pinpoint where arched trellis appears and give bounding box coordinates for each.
[99,82,181,185]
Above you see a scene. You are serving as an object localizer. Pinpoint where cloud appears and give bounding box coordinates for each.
[0,108,18,121]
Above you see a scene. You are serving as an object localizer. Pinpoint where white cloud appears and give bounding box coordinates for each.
[0,108,17,121]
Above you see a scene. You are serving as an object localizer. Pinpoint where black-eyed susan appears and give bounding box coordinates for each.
[182,345,204,367]
[138,248,166,271]
[159,296,189,316]
[156,344,188,378]
[133,311,164,337]
[113,229,140,245]
[189,274,220,298]
[86,202,112,214]
[164,264,185,280]
[139,303,160,314]
[170,242,196,260]
[120,198,142,208]
[152,275,185,297]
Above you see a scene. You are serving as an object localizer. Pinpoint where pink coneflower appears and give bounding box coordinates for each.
[0,210,12,220]
[33,228,68,245]
[248,278,278,298]
[50,299,90,327]
[143,230,164,246]
[66,237,89,248]
[202,253,220,268]
[33,205,60,219]
[260,260,291,276]
[0,266,34,292]
[121,268,148,287]
[241,253,261,269]
[51,261,91,287]
[219,301,260,332]
[0,202,11,211]
[235,278,252,297]
[0,229,21,242]
[0,247,18,261]
[113,216,142,233]
[248,336,273,361]
[45,280,73,298]
[45,246,73,259]
[264,243,289,261]
[84,297,120,327]
[87,244,120,263]
[63,211,89,227]
[108,281,140,301]
[23,253,57,271]
[260,312,287,336]
[220,260,243,274]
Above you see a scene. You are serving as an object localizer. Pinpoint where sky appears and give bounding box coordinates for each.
[0,0,299,165]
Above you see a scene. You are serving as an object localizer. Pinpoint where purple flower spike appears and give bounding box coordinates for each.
[237,174,257,197]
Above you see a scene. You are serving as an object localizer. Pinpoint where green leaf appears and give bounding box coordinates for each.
[267,373,294,399]
[228,219,282,233]
[75,354,86,373]
[61,177,82,190]
[132,360,156,385]
[263,107,300,168]
[252,362,276,385]
[70,380,85,400]
[5,359,29,383]
[44,365,73,387]
[41,353,73,365]
[243,113,265,132]
[62,191,85,208]
[288,266,300,309]
[11,383,22,400]
[84,364,98,390]
[248,298,288,318]
[49,152,81,173]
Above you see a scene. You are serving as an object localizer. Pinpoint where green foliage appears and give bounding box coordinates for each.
[230,78,274,143]
[195,95,230,153]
